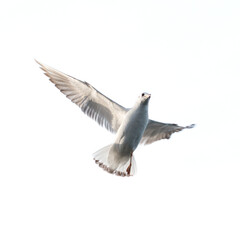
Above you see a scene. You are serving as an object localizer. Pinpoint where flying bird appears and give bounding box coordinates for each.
[36,61,194,177]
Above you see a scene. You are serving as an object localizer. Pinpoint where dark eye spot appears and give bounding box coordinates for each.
[142,93,145,97]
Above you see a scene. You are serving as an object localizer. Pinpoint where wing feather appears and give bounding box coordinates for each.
[141,120,195,145]
[37,60,127,133]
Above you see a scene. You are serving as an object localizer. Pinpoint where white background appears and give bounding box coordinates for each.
[0,0,239,239]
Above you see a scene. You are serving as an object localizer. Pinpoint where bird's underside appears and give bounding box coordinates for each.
[36,60,195,177]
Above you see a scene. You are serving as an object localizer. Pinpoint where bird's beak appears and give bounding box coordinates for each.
[147,93,151,99]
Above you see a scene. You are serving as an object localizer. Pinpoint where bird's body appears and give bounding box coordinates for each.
[36,60,194,177]
[94,94,150,176]
[115,96,149,154]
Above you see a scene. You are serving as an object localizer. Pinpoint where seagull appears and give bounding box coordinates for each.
[36,61,195,177]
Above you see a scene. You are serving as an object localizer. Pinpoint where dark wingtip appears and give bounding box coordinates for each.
[186,124,196,129]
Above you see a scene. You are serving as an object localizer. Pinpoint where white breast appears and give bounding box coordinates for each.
[114,103,149,153]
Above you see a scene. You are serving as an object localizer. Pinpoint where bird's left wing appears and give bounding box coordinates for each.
[141,120,195,145]
[36,60,128,133]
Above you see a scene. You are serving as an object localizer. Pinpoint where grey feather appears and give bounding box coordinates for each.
[141,120,195,145]
[36,60,127,133]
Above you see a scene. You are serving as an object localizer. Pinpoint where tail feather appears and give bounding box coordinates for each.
[93,144,136,177]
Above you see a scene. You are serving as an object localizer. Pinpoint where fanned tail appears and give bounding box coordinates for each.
[93,145,136,177]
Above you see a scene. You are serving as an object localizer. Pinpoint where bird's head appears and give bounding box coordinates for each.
[139,92,151,105]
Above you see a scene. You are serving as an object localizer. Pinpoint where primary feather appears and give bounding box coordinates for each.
[142,120,195,145]
[36,60,127,133]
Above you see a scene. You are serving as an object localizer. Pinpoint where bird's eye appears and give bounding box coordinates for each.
[142,93,145,97]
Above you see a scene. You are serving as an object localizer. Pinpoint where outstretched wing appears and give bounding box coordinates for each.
[36,60,128,133]
[141,120,195,145]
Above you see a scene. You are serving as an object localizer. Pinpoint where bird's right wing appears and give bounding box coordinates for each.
[36,60,128,133]
[141,120,195,145]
